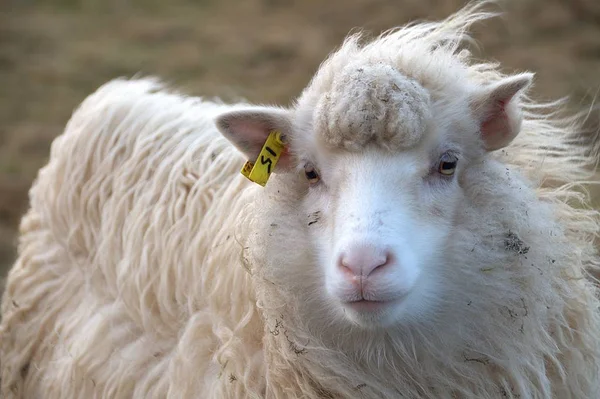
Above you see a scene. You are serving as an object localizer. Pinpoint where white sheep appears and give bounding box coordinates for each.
[1,2,599,398]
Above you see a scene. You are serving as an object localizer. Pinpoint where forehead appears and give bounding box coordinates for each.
[310,145,431,192]
[313,63,432,153]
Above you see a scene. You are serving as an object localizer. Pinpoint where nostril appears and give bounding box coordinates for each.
[365,252,390,276]
[337,247,392,278]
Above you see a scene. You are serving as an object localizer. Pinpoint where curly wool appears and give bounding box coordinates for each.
[0,79,266,398]
[2,1,600,398]
[314,62,432,151]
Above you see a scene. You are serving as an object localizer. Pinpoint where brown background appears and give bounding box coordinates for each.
[1,0,599,281]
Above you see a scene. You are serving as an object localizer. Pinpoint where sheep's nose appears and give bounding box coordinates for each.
[338,245,392,280]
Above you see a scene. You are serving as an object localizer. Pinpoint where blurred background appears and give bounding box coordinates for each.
[1,0,599,281]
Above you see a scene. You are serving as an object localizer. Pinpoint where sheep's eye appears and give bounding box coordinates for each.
[438,153,458,176]
[304,164,320,184]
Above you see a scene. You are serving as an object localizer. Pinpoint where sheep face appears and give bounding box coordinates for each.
[298,147,462,328]
[216,65,532,329]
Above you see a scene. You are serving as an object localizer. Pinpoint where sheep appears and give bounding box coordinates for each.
[1,2,600,398]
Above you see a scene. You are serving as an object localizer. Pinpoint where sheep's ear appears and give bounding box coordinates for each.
[471,73,533,151]
[215,106,294,169]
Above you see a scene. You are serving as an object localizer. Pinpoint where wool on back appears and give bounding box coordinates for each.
[0,79,267,398]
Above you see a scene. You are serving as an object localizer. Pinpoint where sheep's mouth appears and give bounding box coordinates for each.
[344,298,401,312]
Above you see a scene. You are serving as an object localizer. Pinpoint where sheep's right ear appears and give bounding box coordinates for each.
[215,106,294,170]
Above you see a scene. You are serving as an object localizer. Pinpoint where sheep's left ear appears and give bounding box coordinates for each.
[471,73,533,151]
[215,106,294,170]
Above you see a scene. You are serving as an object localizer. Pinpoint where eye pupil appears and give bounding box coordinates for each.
[441,162,456,170]
[306,170,318,179]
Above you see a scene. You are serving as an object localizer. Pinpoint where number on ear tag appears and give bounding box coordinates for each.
[240,130,286,187]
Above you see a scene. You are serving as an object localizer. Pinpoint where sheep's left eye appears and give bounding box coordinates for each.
[438,154,458,176]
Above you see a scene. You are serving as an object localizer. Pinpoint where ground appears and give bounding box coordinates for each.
[1,0,599,280]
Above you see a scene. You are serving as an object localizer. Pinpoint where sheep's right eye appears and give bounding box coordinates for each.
[304,164,320,185]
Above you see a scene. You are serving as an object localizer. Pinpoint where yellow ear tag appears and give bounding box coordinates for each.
[240,130,286,187]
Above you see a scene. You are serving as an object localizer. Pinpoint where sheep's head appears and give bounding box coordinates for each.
[216,57,532,329]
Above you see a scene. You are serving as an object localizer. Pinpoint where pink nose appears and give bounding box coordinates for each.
[338,245,392,279]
